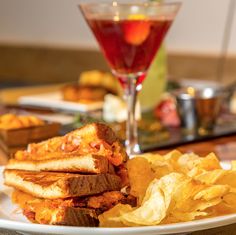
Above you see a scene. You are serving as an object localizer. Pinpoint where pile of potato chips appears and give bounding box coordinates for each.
[99,150,236,227]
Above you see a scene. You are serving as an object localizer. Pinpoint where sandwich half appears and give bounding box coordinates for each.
[14,123,127,167]
[4,169,121,199]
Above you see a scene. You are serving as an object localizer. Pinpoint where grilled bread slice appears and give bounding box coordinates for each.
[12,190,136,226]
[6,154,114,174]
[4,169,121,199]
[14,123,127,166]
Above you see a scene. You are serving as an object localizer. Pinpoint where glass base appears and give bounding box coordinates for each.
[125,141,141,158]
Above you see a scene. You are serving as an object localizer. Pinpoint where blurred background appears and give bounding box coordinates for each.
[0,0,235,88]
[0,0,236,160]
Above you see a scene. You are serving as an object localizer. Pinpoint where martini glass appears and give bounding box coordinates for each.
[79,1,181,155]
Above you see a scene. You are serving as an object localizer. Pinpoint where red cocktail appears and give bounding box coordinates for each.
[80,2,181,155]
[87,18,172,80]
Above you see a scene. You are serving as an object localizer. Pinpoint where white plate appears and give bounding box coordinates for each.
[1,164,236,235]
[18,92,103,113]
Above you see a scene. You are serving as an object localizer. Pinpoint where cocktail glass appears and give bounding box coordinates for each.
[79,1,181,155]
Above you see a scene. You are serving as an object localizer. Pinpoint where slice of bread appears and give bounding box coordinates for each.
[4,169,121,199]
[6,154,114,174]
[14,123,127,166]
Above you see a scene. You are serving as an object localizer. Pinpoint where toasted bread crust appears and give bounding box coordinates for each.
[4,169,121,199]
[7,154,114,174]
[58,207,98,226]
[14,123,127,166]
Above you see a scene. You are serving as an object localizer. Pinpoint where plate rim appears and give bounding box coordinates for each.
[1,214,236,235]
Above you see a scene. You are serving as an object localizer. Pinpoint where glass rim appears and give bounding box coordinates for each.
[79,1,182,9]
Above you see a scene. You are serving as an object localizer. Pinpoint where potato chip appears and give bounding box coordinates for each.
[120,178,166,226]
[177,152,201,172]
[216,171,236,188]
[187,167,207,178]
[98,150,236,227]
[211,201,236,215]
[223,193,236,207]
[168,194,222,222]
[151,161,173,179]
[194,185,230,201]
[164,150,182,166]
[136,153,173,179]
[171,180,205,212]
[127,157,155,204]
[120,173,187,226]
[169,211,208,222]
[193,198,222,212]
[232,161,236,171]
[99,204,133,227]
[137,152,163,164]
[194,169,226,185]
[177,152,221,176]
[196,152,222,171]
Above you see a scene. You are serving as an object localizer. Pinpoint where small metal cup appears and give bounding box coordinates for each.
[175,87,224,136]
[195,88,223,135]
[175,91,198,133]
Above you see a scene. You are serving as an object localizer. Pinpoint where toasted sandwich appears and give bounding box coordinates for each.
[4,123,132,227]
[6,154,115,174]
[14,123,127,167]
[12,189,136,226]
[4,169,121,199]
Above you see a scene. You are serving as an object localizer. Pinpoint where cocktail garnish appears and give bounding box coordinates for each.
[123,15,151,46]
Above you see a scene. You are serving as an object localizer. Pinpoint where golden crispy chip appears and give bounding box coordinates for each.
[194,169,226,185]
[99,204,133,227]
[120,178,166,226]
[169,211,208,222]
[197,153,222,170]
[137,152,163,164]
[164,150,182,159]
[232,161,236,171]
[177,152,221,176]
[171,180,205,212]
[187,167,207,178]
[152,161,173,179]
[177,153,200,172]
[193,198,222,212]
[98,150,236,227]
[164,150,183,171]
[169,197,221,222]
[223,193,236,207]
[140,151,183,179]
[216,171,236,188]
[137,152,173,178]
[127,157,155,204]
[194,185,230,201]
[211,201,236,216]
[120,173,186,226]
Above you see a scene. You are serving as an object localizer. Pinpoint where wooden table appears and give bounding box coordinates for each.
[1,134,236,165]
[157,134,236,161]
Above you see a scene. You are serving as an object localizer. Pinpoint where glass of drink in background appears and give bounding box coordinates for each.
[79,2,181,155]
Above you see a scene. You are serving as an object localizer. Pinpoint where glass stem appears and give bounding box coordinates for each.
[125,75,141,156]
